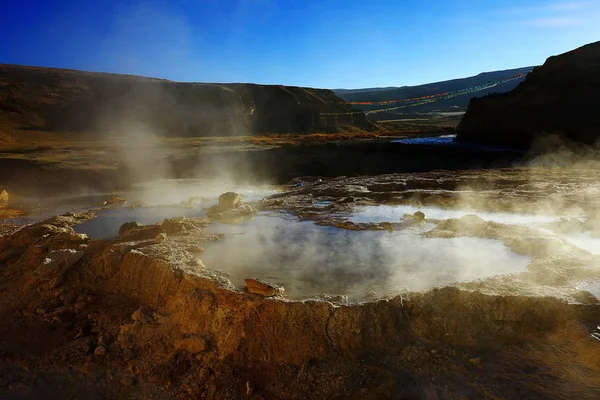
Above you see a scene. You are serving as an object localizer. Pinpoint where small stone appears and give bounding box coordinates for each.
[131,307,153,324]
[94,346,107,357]
[186,259,205,268]
[174,336,207,354]
[120,377,135,387]
[154,233,167,243]
[31,245,44,254]
[120,324,134,335]
[73,327,87,339]
[330,295,349,304]
[245,278,285,297]
[186,245,204,253]
[468,357,481,366]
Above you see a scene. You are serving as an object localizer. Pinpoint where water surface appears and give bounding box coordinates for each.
[202,214,531,300]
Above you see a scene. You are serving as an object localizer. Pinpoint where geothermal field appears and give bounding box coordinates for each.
[1,39,600,399]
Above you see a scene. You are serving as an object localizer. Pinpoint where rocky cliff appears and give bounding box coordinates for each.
[456,41,600,148]
[0,64,374,139]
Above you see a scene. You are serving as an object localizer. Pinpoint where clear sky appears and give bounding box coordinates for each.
[2,0,599,88]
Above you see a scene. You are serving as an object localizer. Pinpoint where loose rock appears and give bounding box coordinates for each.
[245,278,285,297]
[94,346,107,357]
[119,221,142,236]
[131,307,154,324]
[154,233,167,243]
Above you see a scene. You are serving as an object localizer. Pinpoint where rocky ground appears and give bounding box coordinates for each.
[260,166,600,225]
[1,167,600,399]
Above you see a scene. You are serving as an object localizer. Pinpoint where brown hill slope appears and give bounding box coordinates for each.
[0,64,374,143]
[456,41,600,149]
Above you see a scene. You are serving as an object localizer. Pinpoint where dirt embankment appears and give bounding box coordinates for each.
[456,41,600,148]
[0,64,375,145]
[1,207,600,399]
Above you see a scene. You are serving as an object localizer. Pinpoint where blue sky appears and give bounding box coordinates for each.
[2,0,599,88]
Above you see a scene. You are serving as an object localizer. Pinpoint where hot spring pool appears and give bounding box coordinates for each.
[202,214,531,300]
[127,179,277,206]
[349,204,561,226]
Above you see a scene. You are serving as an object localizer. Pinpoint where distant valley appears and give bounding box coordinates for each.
[334,67,534,121]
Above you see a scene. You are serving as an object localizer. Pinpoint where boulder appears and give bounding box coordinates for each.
[154,233,167,243]
[119,221,142,236]
[131,307,154,324]
[207,193,257,223]
[160,217,196,234]
[219,192,242,209]
[94,346,107,357]
[245,278,285,297]
[207,192,243,215]
[413,211,425,221]
[402,211,426,222]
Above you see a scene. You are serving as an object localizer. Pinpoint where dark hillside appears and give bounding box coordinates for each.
[456,41,600,148]
[0,64,374,141]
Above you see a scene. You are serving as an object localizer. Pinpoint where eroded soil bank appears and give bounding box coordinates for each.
[1,167,600,399]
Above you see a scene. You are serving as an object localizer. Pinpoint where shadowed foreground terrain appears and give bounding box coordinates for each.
[1,168,600,399]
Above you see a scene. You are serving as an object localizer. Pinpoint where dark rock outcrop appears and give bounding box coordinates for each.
[0,64,375,137]
[456,41,600,148]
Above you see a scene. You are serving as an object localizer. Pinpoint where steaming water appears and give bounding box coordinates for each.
[349,205,559,226]
[350,204,600,254]
[75,206,209,239]
[128,179,276,206]
[584,282,600,299]
[561,233,600,255]
[202,214,531,300]
[2,179,278,230]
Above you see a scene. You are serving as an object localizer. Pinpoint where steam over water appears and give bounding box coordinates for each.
[128,179,276,206]
[349,205,560,226]
[8,178,599,301]
[202,214,531,300]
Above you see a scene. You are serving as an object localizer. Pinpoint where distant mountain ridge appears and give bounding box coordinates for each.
[0,64,374,143]
[334,67,535,120]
